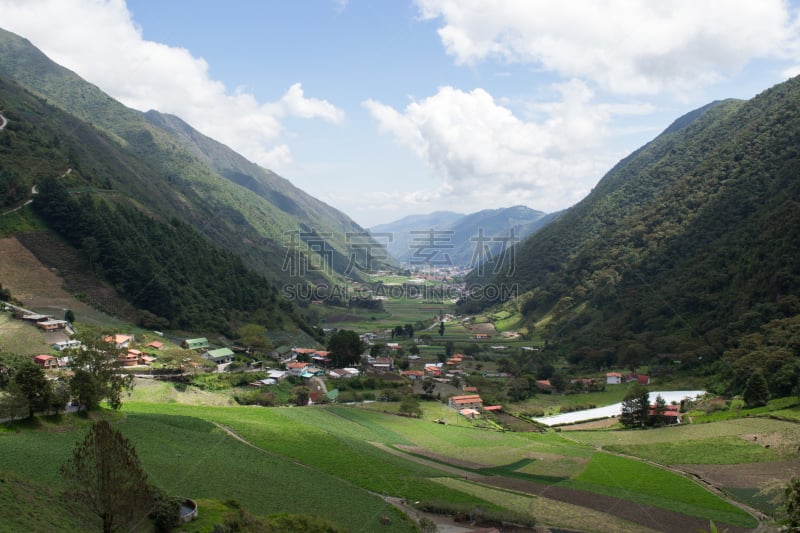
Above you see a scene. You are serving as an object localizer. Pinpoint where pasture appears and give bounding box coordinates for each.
[0,390,770,531]
[129,400,757,530]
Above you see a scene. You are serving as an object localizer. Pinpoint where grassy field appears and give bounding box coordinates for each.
[0,388,771,532]
[568,453,755,527]
[0,410,415,532]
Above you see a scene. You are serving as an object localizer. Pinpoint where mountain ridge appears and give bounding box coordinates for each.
[0,26,392,286]
[372,205,557,268]
[463,75,800,396]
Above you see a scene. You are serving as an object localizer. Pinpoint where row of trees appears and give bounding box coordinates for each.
[0,333,134,420]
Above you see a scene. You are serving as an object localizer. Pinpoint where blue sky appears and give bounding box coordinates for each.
[2,0,800,226]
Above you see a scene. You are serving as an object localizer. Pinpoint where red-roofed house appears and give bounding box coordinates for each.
[119,349,141,367]
[606,372,623,384]
[146,341,163,350]
[33,354,58,369]
[402,370,424,380]
[287,361,310,376]
[424,365,442,377]
[105,334,132,349]
[448,394,483,410]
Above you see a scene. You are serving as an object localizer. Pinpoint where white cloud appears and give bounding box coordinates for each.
[364,81,644,213]
[0,0,343,171]
[416,0,800,95]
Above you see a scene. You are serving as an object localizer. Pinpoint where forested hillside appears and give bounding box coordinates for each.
[0,27,391,285]
[464,76,800,395]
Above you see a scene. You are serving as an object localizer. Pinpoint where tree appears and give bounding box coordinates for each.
[445,341,455,357]
[0,382,30,421]
[620,384,650,428]
[399,394,422,417]
[743,368,770,408]
[60,421,156,533]
[67,334,134,410]
[650,394,667,427]
[438,321,445,336]
[549,372,567,393]
[785,476,800,529]
[421,378,436,398]
[327,330,364,368]
[64,309,76,323]
[403,324,414,339]
[237,323,272,354]
[293,386,310,406]
[13,361,53,419]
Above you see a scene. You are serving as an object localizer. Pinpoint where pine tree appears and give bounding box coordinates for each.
[743,368,770,408]
[620,384,650,428]
[61,421,156,533]
[650,394,668,427]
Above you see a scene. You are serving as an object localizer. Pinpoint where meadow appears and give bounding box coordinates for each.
[0,377,776,532]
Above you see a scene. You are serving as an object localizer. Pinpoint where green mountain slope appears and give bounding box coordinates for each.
[465,76,800,385]
[0,75,320,336]
[0,27,391,286]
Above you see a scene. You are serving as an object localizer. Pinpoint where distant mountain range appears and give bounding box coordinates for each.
[371,205,559,268]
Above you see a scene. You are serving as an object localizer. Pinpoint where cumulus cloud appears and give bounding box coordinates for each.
[415,0,800,95]
[0,0,343,170]
[364,81,648,213]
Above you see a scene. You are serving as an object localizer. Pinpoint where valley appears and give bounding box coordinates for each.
[1,244,798,531]
[0,16,799,533]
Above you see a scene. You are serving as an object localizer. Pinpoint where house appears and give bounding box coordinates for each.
[448,394,483,410]
[606,372,623,385]
[21,313,50,323]
[287,361,310,376]
[52,339,82,351]
[139,355,157,365]
[424,364,442,377]
[483,405,503,413]
[310,350,331,366]
[33,354,58,369]
[401,370,424,380]
[372,356,394,371]
[105,334,133,349]
[649,405,681,425]
[36,319,67,331]
[473,333,489,340]
[146,341,163,350]
[204,348,235,364]
[635,374,651,385]
[291,347,318,360]
[459,408,480,418]
[446,354,463,366]
[535,379,553,391]
[182,337,209,350]
[119,349,141,367]
[267,369,288,380]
